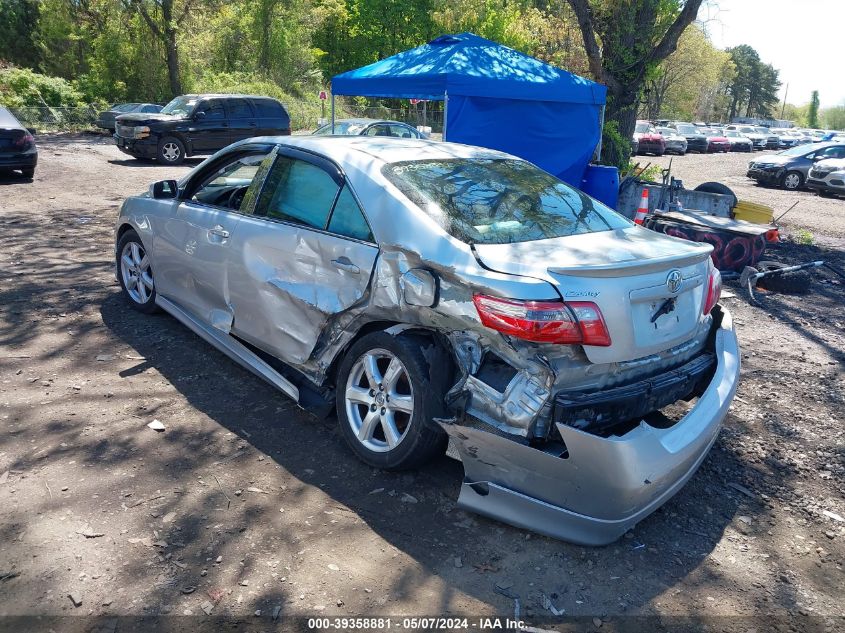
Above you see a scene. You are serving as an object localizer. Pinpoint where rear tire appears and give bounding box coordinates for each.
[336,331,448,471]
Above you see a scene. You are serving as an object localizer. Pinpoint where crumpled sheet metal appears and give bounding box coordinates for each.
[441,309,740,545]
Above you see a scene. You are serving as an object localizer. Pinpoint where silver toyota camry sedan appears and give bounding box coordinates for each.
[114,136,740,545]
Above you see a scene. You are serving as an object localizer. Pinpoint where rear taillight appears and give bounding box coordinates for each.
[472,294,612,346]
[13,133,34,149]
[703,266,722,315]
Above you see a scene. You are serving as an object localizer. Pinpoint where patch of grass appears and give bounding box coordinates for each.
[794,228,814,245]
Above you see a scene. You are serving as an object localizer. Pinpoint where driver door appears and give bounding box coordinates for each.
[152,148,273,331]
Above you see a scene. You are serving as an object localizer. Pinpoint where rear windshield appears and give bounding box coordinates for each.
[383,158,631,245]
[675,124,697,134]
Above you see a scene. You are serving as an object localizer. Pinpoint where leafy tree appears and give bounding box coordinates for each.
[563,0,704,168]
[0,0,41,69]
[807,90,820,128]
[821,104,845,131]
[125,0,203,96]
[643,24,732,122]
[724,44,780,119]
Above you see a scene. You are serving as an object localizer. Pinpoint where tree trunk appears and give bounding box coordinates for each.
[161,0,181,97]
[165,31,181,96]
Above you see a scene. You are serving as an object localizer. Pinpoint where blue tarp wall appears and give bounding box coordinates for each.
[331,33,607,187]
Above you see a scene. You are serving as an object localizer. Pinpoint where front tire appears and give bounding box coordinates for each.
[157,136,185,165]
[781,170,803,191]
[336,331,448,470]
[117,229,158,313]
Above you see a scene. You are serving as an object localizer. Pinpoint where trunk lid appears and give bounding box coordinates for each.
[473,227,713,364]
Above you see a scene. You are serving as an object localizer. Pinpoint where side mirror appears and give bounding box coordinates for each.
[26,127,36,135]
[150,179,178,199]
[193,110,206,120]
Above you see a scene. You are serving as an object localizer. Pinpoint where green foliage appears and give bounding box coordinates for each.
[599,120,631,171]
[0,67,84,107]
[0,0,40,68]
[807,90,820,128]
[821,105,845,131]
[794,228,814,246]
[725,44,781,119]
[644,24,734,121]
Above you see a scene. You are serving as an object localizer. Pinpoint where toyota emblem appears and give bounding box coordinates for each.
[666,269,683,294]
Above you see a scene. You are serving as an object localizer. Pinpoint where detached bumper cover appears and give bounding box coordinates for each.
[443,306,740,546]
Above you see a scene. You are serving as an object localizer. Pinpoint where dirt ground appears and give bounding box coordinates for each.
[1,134,844,631]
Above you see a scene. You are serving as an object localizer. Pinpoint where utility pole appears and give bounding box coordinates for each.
[780,82,789,119]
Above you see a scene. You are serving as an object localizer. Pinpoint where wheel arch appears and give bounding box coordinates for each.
[325,320,458,390]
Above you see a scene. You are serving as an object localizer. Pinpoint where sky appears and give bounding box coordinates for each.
[699,0,845,109]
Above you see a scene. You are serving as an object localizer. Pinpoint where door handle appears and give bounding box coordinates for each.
[248,122,258,127]
[209,225,230,239]
[331,257,360,274]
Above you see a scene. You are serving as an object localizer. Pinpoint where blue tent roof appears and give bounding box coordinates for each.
[331,33,606,105]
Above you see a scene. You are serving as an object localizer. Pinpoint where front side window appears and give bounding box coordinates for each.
[384,158,631,245]
[189,152,270,211]
[257,157,339,229]
[195,100,225,121]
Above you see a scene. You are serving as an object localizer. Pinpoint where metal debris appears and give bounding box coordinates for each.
[147,419,165,432]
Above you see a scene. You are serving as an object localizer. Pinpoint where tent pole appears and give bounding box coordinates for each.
[442,90,448,141]
[595,104,605,162]
[331,94,335,134]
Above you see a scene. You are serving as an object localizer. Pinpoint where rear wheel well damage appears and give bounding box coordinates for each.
[327,321,458,397]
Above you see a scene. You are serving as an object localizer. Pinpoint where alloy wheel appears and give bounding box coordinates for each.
[344,349,414,453]
[783,173,801,190]
[162,142,181,163]
[120,241,154,304]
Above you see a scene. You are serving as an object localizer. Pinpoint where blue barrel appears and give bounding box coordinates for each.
[580,164,620,209]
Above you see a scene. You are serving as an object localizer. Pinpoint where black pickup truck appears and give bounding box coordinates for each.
[114,94,291,165]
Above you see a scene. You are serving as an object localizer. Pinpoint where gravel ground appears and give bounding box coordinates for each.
[0,134,844,631]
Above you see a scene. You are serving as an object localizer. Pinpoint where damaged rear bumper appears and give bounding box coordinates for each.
[442,306,740,545]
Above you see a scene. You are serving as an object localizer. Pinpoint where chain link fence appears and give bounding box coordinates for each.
[8,105,100,130]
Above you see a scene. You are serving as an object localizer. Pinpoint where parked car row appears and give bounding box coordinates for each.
[636,120,845,157]
[747,142,845,191]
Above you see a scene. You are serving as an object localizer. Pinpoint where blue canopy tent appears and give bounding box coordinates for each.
[331,33,614,196]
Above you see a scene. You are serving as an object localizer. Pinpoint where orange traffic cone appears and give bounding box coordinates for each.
[633,189,649,225]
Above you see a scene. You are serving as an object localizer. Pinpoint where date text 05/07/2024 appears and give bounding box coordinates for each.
[306,617,526,630]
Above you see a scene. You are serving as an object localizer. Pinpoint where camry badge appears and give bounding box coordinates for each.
[666,269,683,294]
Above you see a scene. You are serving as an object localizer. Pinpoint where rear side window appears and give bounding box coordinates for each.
[255,99,284,118]
[257,157,339,229]
[227,99,254,119]
[328,186,373,242]
[384,158,630,245]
